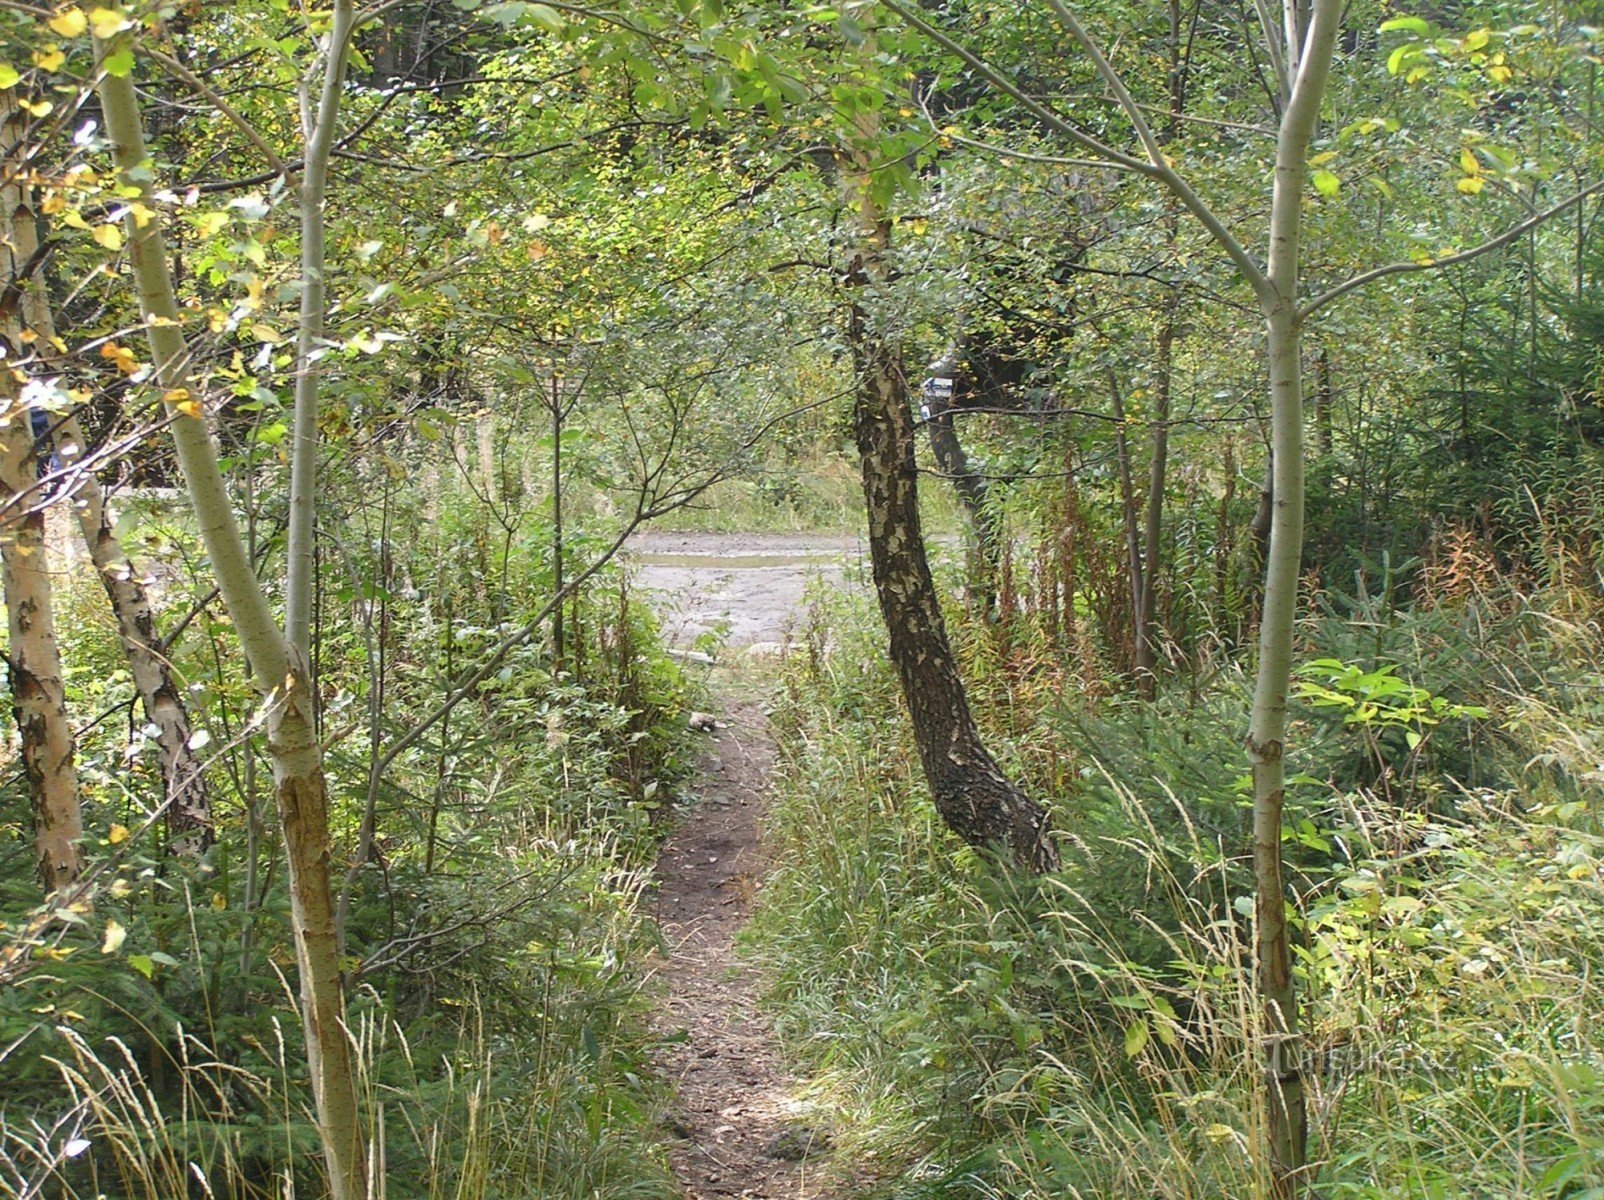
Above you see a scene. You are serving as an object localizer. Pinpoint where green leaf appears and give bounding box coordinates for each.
[0,64,19,90]
[1312,169,1340,196]
[525,3,565,31]
[102,48,135,77]
[1387,44,1419,74]
[128,954,154,979]
[1378,15,1430,35]
[1124,1019,1150,1059]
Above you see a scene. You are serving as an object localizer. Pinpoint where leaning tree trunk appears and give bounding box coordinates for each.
[844,142,1055,872]
[4,182,213,852]
[95,33,367,1200]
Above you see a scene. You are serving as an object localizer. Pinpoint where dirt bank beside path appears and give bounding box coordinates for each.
[627,531,866,648]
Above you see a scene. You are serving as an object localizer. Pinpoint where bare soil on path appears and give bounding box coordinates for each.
[633,534,856,1200]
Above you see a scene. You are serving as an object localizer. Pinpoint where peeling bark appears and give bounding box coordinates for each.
[0,99,81,892]
[6,184,212,852]
[0,423,82,891]
[844,153,1055,871]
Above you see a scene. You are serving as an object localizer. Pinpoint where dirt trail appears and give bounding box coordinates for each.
[634,534,857,1199]
[628,531,865,649]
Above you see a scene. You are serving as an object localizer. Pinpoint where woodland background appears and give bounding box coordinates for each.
[0,0,1602,1197]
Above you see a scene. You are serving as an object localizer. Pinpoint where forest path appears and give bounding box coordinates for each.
[632,533,861,1200]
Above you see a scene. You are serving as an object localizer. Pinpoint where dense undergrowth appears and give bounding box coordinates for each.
[0,459,698,1200]
[753,549,1604,1199]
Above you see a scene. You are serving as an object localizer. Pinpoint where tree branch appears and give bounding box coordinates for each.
[1299,178,1604,319]
[146,48,290,178]
[1037,0,1272,298]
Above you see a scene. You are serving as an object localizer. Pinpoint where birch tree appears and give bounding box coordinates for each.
[4,133,213,853]
[90,9,367,1196]
[0,95,81,892]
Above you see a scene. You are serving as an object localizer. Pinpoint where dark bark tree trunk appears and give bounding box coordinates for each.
[921,367,1002,615]
[1134,314,1174,697]
[848,254,1056,872]
[1315,348,1333,456]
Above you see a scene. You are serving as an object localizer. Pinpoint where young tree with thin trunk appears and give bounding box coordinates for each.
[91,12,367,1198]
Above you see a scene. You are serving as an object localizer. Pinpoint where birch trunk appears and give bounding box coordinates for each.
[0,98,81,892]
[0,392,81,891]
[843,76,1055,872]
[94,40,367,1200]
[5,188,212,851]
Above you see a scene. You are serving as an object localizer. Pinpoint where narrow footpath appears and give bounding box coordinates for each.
[651,692,831,1199]
[632,533,862,1200]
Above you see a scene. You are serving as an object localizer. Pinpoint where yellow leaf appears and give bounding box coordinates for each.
[1459,146,1481,175]
[34,46,65,71]
[92,223,122,250]
[61,208,88,230]
[161,387,190,404]
[47,8,86,37]
[247,322,281,344]
[128,202,154,228]
[193,210,227,237]
[174,400,201,418]
[100,919,126,954]
[1456,176,1485,195]
[107,822,129,844]
[1488,64,1513,84]
[211,892,226,910]
[88,7,130,38]
[99,342,138,373]
[40,192,66,215]
[20,98,53,117]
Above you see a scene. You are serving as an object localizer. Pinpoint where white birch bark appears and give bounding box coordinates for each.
[6,182,213,851]
[0,97,80,892]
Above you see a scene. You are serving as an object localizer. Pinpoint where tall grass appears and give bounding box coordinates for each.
[1,848,677,1200]
[751,581,1604,1198]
